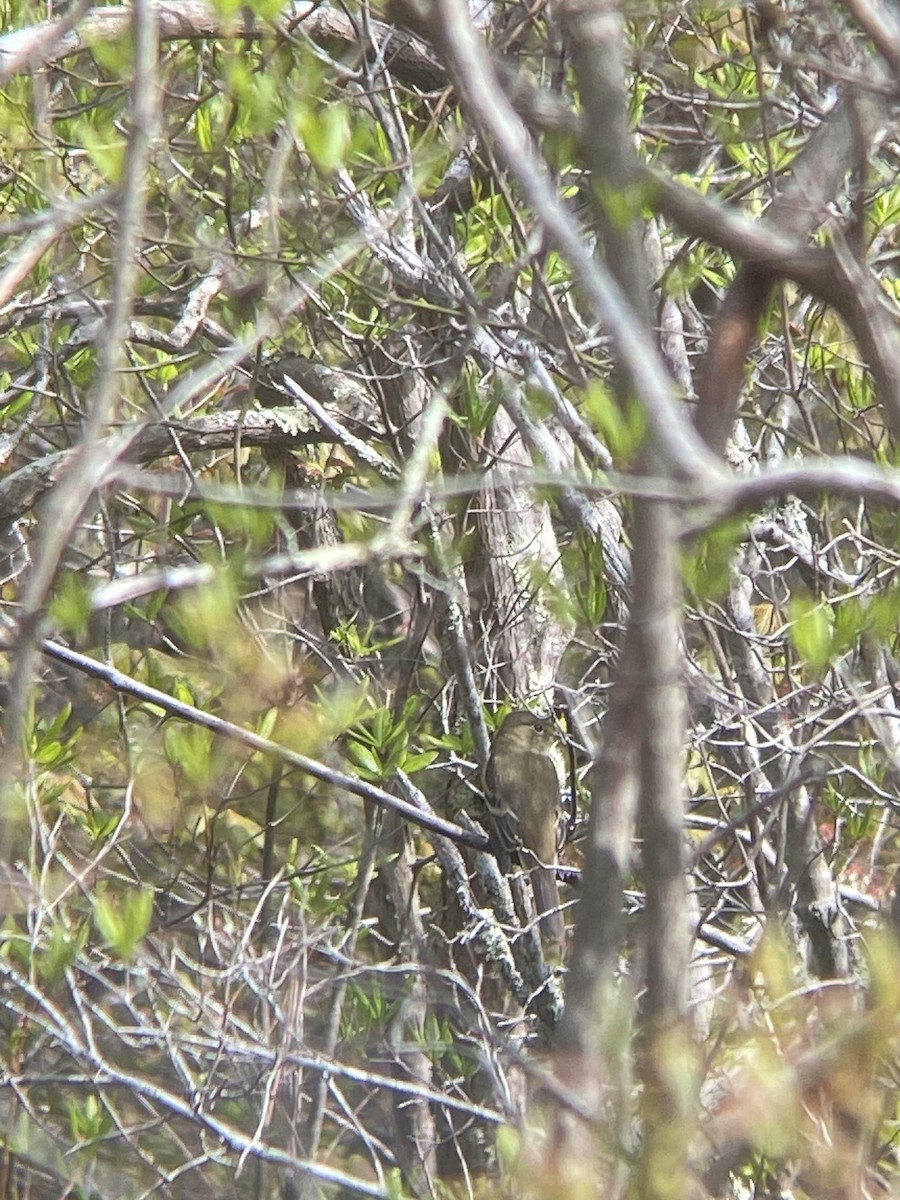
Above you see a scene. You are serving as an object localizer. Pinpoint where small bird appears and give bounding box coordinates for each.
[485,709,565,944]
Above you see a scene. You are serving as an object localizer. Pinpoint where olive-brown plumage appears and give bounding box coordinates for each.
[485,710,565,943]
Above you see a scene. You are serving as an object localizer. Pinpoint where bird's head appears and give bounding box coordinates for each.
[493,709,558,751]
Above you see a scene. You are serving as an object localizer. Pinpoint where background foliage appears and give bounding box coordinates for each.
[2,1,900,1198]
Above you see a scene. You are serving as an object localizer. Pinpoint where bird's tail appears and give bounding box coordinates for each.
[531,865,565,944]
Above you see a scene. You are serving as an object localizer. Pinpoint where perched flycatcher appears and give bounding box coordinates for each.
[485,710,565,943]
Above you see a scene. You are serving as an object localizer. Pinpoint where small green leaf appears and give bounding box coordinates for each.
[36,920,88,987]
[495,1124,521,1174]
[34,739,65,766]
[297,103,351,174]
[401,750,438,775]
[582,381,646,463]
[790,597,834,672]
[195,104,213,153]
[163,724,213,785]
[49,572,91,636]
[81,125,126,185]
[346,740,382,778]
[205,0,243,18]
[93,888,153,961]
[683,518,744,602]
[68,1091,112,1141]
[257,707,279,740]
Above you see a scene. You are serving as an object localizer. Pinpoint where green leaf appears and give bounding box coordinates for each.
[163,723,214,785]
[297,103,351,174]
[257,706,279,740]
[495,1124,522,1174]
[93,888,153,961]
[457,365,500,438]
[401,750,438,775]
[49,571,91,636]
[683,518,745,602]
[866,587,900,642]
[34,739,65,766]
[42,703,74,742]
[29,705,77,772]
[205,0,243,18]
[195,104,213,153]
[85,810,118,841]
[582,380,646,463]
[346,739,383,778]
[790,597,834,672]
[88,27,134,75]
[36,920,88,987]
[80,124,126,185]
[68,1091,112,1142]
[0,389,34,422]
[172,570,238,651]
